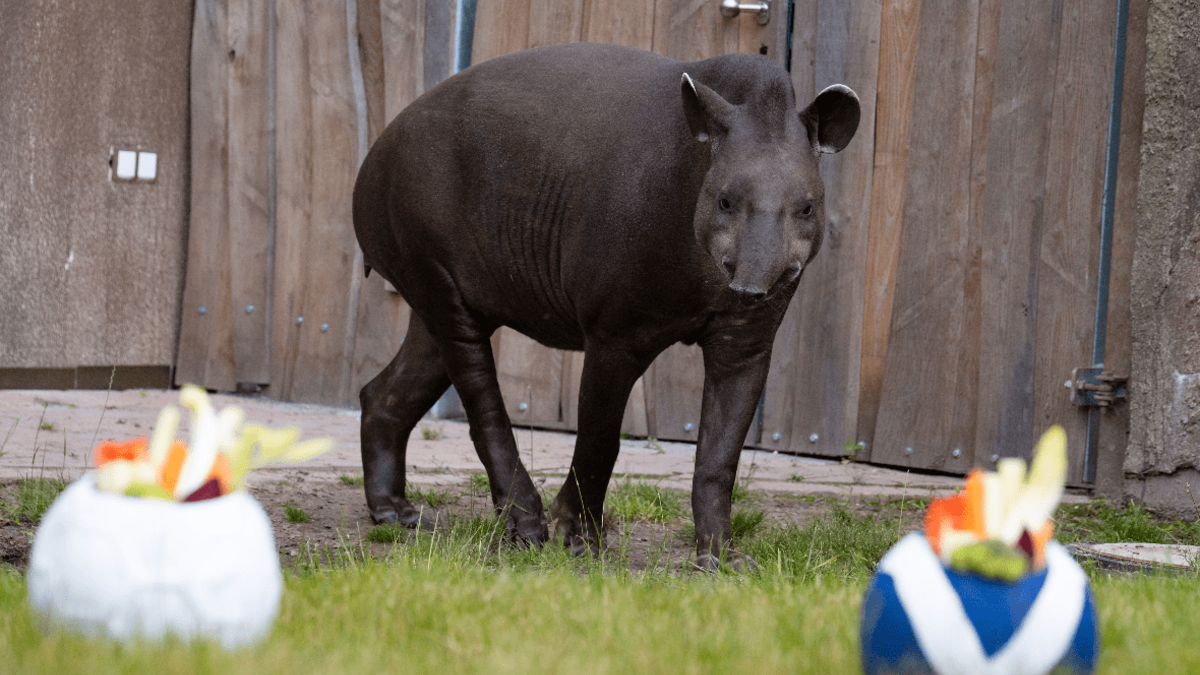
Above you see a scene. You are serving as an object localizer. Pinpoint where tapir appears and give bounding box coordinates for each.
[353,42,859,570]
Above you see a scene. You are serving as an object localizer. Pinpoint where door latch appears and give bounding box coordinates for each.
[1069,367,1127,408]
[719,0,770,26]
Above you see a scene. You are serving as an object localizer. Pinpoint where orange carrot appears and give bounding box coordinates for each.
[924,493,966,556]
[961,470,986,538]
[159,440,189,494]
[94,437,149,467]
[1030,519,1054,569]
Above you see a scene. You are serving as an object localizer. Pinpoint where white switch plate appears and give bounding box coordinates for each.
[114,150,137,180]
[136,152,157,181]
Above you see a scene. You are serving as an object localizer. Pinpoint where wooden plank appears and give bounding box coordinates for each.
[759,0,881,457]
[972,0,1064,464]
[854,0,920,455]
[176,0,237,392]
[653,343,704,442]
[584,0,656,48]
[1098,0,1148,497]
[1032,0,1117,483]
[284,0,362,405]
[665,0,737,62]
[423,0,453,89]
[270,0,314,401]
[225,0,273,385]
[471,0,531,64]
[496,332,566,425]
[357,0,387,141]
[870,0,980,472]
[381,0,426,121]
[530,0,585,48]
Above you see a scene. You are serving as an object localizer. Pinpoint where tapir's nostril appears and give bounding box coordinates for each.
[721,258,736,279]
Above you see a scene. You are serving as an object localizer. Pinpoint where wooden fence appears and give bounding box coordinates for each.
[177,0,1146,483]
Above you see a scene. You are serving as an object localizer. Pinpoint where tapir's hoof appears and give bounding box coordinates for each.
[370,503,437,531]
[504,510,549,548]
[692,551,758,574]
[561,532,604,558]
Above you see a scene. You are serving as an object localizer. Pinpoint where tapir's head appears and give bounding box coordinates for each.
[681,71,860,306]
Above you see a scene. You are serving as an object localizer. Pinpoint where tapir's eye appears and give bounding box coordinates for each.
[800,203,814,217]
[718,197,733,212]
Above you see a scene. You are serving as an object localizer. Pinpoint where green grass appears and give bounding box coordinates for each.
[2,477,68,525]
[283,503,311,524]
[467,472,490,494]
[605,478,686,524]
[338,473,363,487]
[406,483,457,509]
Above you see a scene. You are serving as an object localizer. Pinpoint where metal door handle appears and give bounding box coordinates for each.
[719,0,770,25]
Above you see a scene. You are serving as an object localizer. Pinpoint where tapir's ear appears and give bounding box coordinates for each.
[681,73,737,143]
[799,84,860,154]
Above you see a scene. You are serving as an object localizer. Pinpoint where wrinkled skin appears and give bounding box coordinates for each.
[353,42,859,570]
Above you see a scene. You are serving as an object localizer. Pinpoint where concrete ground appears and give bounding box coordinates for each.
[0,388,1035,502]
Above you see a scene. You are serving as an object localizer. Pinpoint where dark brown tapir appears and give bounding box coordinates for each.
[353,42,859,570]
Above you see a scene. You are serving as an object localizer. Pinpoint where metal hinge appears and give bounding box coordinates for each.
[1069,367,1127,408]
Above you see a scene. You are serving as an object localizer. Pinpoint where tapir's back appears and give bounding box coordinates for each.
[353,42,801,348]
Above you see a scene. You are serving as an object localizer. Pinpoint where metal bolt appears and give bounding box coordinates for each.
[952,448,962,458]
[296,316,304,325]
[905,446,913,455]
[321,323,329,332]
[772,432,782,442]
[246,305,254,314]
[198,306,207,315]
[808,433,818,443]
[1064,380,1073,389]
[684,422,694,432]
[518,402,528,412]
[991,453,1000,464]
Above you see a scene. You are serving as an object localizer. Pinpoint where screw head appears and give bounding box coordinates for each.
[246,305,254,314]
[1064,380,1073,389]
[905,446,913,455]
[808,433,819,443]
[321,323,329,332]
[198,306,207,315]
[772,432,782,442]
[295,316,304,325]
[952,448,962,458]
[684,422,694,432]
[991,453,1000,463]
[518,402,528,412]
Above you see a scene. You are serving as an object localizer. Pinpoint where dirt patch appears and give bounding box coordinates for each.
[1,470,854,574]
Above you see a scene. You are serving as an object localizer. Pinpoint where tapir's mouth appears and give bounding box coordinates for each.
[725,260,804,307]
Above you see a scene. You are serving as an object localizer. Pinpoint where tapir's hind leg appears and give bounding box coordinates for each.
[360,313,450,528]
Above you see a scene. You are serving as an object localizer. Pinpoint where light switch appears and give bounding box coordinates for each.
[136,152,157,181]
[114,150,137,180]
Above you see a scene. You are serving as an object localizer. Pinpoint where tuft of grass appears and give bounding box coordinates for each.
[38,421,54,432]
[731,507,767,541]
[787,473,805,482]
[468,472,490,494]
[406,483,456,509]
[739,503,902,583]
[365,523,402,544]
[339,473,364,487]
[1055,498,1200,545]
[283,503,311,524]
[605,478,685,524]
[419,424,441,441]
[2,476,68,525]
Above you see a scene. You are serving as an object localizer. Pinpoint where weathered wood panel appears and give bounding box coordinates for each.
[760,0,882,457]
[1032,0,1117,483]
[854,0,920,456]
[871,0,981,471]
[177,0,237,392]
[226,0,273,385]
[972,0,1064,465]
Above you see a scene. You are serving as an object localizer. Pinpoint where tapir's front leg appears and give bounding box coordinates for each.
[553,346,655,556]
[692,335,775,571]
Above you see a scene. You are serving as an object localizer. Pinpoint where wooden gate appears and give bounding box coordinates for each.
[177,0,1144,483]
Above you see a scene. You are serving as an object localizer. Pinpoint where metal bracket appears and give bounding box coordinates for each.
[719,0,770,25]
[1069,367,1127,408]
